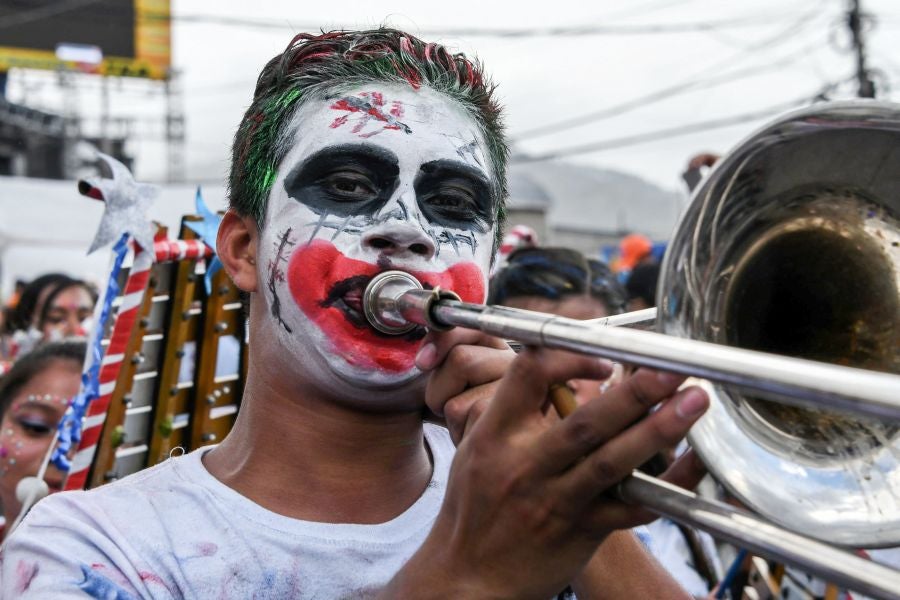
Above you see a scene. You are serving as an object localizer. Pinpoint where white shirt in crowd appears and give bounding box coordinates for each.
[646,517,723,598]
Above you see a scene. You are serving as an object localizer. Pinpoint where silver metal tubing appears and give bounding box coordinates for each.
[364,271,900,421]
[586,307,657,329]
[620,473,900,599]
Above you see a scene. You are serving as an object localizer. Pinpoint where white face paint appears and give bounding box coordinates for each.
[255,83,497,401]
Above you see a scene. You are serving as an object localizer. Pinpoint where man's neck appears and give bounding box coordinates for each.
[203,362,432,524]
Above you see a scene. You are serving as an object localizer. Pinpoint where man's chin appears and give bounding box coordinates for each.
[328,356,424,391]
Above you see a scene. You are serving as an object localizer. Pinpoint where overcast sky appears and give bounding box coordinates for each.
[6,0,900,195]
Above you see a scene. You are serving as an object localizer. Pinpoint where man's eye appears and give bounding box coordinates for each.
[322,173,376,200]
[427,185,477,212]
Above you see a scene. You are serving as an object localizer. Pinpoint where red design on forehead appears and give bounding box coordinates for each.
[329,92,412,138]
[287,240,484,373]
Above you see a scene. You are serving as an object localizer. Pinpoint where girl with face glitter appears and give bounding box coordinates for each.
[0,341,83,539]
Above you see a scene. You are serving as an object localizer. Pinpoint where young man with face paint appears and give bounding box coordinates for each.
[2,30,709,599]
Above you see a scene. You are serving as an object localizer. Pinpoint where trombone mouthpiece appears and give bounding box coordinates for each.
[363,271,424,335]
[363,271,462,335]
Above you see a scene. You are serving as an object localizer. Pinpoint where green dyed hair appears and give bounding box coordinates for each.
[228,28,509,249]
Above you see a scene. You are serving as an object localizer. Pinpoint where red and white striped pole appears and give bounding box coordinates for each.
[62,243,154,491]
[153,238,212,263]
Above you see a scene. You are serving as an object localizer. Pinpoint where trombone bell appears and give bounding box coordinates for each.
[660,100,900,548]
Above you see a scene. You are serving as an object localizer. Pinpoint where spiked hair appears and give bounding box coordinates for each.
[228,28,509,249]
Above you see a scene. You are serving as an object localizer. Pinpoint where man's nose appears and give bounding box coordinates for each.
[361,223,436,260]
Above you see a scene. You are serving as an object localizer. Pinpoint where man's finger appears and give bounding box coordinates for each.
[416,328,510,372]
[425,344,514,417]
[479,348,613,431]
[581,448,710,532]
[554,386,708,505]
[658,448,707,492]
[443,383,497,445]
[535,369,688,473]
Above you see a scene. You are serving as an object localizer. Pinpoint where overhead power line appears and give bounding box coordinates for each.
[512,44,819,141]
[602,0,700,22]
[513,90,836,164]
[164,11,815,37]
[511,7,824,141]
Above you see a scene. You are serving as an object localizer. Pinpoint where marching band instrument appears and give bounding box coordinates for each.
[362,100,900,599]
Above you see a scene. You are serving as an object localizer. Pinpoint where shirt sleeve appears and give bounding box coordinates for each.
[1,495,152,599]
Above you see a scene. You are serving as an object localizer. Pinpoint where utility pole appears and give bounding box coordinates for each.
[848,0,876,98]
[165,69,186,183]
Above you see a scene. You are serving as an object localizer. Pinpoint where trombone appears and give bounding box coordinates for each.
[362,100,900,599]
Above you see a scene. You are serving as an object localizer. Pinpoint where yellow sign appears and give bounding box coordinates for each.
[0,0,171,80]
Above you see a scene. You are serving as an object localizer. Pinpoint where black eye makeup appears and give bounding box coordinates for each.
[283,144,400,218]
[415,160,493,233]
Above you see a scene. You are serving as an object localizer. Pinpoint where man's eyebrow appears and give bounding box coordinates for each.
[418,159,491,187]
[284,143,400,184]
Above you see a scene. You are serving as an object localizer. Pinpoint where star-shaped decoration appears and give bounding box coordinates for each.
[79,153,157,255]
[185,187,224,294]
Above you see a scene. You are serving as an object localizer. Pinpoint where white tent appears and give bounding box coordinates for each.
[0,176,228,297]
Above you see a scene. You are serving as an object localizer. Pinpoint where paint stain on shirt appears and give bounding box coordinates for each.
[14,560,38,593]
[77,563,137,600]
[197,542,219,557]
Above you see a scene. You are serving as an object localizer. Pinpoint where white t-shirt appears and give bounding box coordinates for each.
[646,517,723,598]
[0,423,454,599]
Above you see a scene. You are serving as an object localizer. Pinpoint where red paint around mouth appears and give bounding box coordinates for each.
[287,240,485,373]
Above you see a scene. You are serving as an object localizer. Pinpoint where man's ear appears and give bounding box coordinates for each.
[217,210,259,293]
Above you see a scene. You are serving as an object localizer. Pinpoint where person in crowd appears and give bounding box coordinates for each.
[490,222,538,275]
[32,277,96,342]
[682,152,720,193]
[9,275,96,358]
[614,232,654,279]
[8,273,70,333]
[489,246,628,403]
[0,341,84,539]
[0,305,14,367]
[625,261,661,312]
[3,279,27,313]
[2,29,709,598]
[489,247,625,318]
